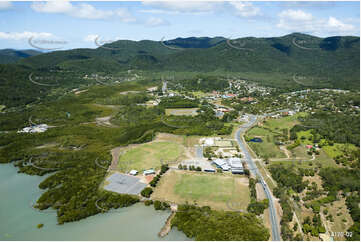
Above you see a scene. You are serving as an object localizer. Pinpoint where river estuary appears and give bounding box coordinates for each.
[0,164,190,241]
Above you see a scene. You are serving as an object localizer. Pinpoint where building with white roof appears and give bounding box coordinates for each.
[17,124,49,133]
[129,170,138,176]
[143,169,155,175]
[213,159,227,167]
[228,157,243,169]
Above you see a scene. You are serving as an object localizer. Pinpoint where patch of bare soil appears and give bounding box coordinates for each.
[110,146,122,170]
[280,145,291,158]
[75,89,88,95]
[119,91,141,95]
[256,183,267,200]
[96,116,117,127]
[35,143,58,149]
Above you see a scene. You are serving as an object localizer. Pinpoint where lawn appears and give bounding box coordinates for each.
[152,170,250,211]
[291,145,312,159]
[263,113,305,132]
[247,126,272,136]
[118,141,184,172]
[191,91,208,98]
[322,143,358,159]
[297,130,314,145]
[247,127,286,158]
[270,147,337,168]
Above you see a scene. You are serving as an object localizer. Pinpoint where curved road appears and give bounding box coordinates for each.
[235,114,281,241]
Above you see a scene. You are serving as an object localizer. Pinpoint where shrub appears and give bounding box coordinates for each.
[141,187,153,198]
[162,201,170,209]
[154,200,162,210]
[160,164,169,174]
[144,200,153,206]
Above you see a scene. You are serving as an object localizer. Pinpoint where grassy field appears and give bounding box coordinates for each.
[190,91,209,98]
[297,130,314,145]
[152,170,250,211]
[263,113,305,132]
[322,143,358,159]
[118,141,184,172]
[323,198,353,241]
[247,127,286,158]
[165,108,199,116]
[270,147,337,168]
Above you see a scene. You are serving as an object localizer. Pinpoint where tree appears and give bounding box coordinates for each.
[160,164,169,174]
[244,168,250,177]
[293,223,298,231]
[153,200,163,210]
[144,200,153,206]
[141,187,153,198]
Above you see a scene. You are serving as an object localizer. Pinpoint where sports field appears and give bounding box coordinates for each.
[118,141,184,172]
[151,170,250,211]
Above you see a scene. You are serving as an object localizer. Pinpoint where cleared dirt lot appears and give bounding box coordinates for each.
[152,169,250,211]
[165,108,199,116]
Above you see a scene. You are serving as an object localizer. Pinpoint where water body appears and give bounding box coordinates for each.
[0,164,191,241]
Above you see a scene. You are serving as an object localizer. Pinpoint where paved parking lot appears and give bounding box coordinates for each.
[104,173,146,195]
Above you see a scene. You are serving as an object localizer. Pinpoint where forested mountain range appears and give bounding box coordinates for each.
[0,49,42,64]
[0,33,359,107]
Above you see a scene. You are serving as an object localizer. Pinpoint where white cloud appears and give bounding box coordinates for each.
[327,17,355,32]
[277,9,356,35]
[84,34,99,42]
[279,9,312,21]
[31,1,135,22]
[229,2,261,17]
[0,1,12,10]
[31,1,73,13]
[145,17,169,27]
[0,1,13,10]
[0,31,54,40]
[72,3,113,20]
[141,1,261,18]
[141,1,220,14]
[114,8,136,23]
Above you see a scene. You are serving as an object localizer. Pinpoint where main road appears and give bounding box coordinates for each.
[235,114,281,241]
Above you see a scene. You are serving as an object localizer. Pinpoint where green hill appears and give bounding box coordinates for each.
[0,49,42,64]
[1,33,359,107]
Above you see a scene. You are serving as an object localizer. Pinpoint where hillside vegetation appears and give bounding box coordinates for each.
[0,33,359,108]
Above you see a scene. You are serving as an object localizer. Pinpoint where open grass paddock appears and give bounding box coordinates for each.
[152,170,250,211]
[118,141,184,172]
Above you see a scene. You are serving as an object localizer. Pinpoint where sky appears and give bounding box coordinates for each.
[0,0,360,50]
